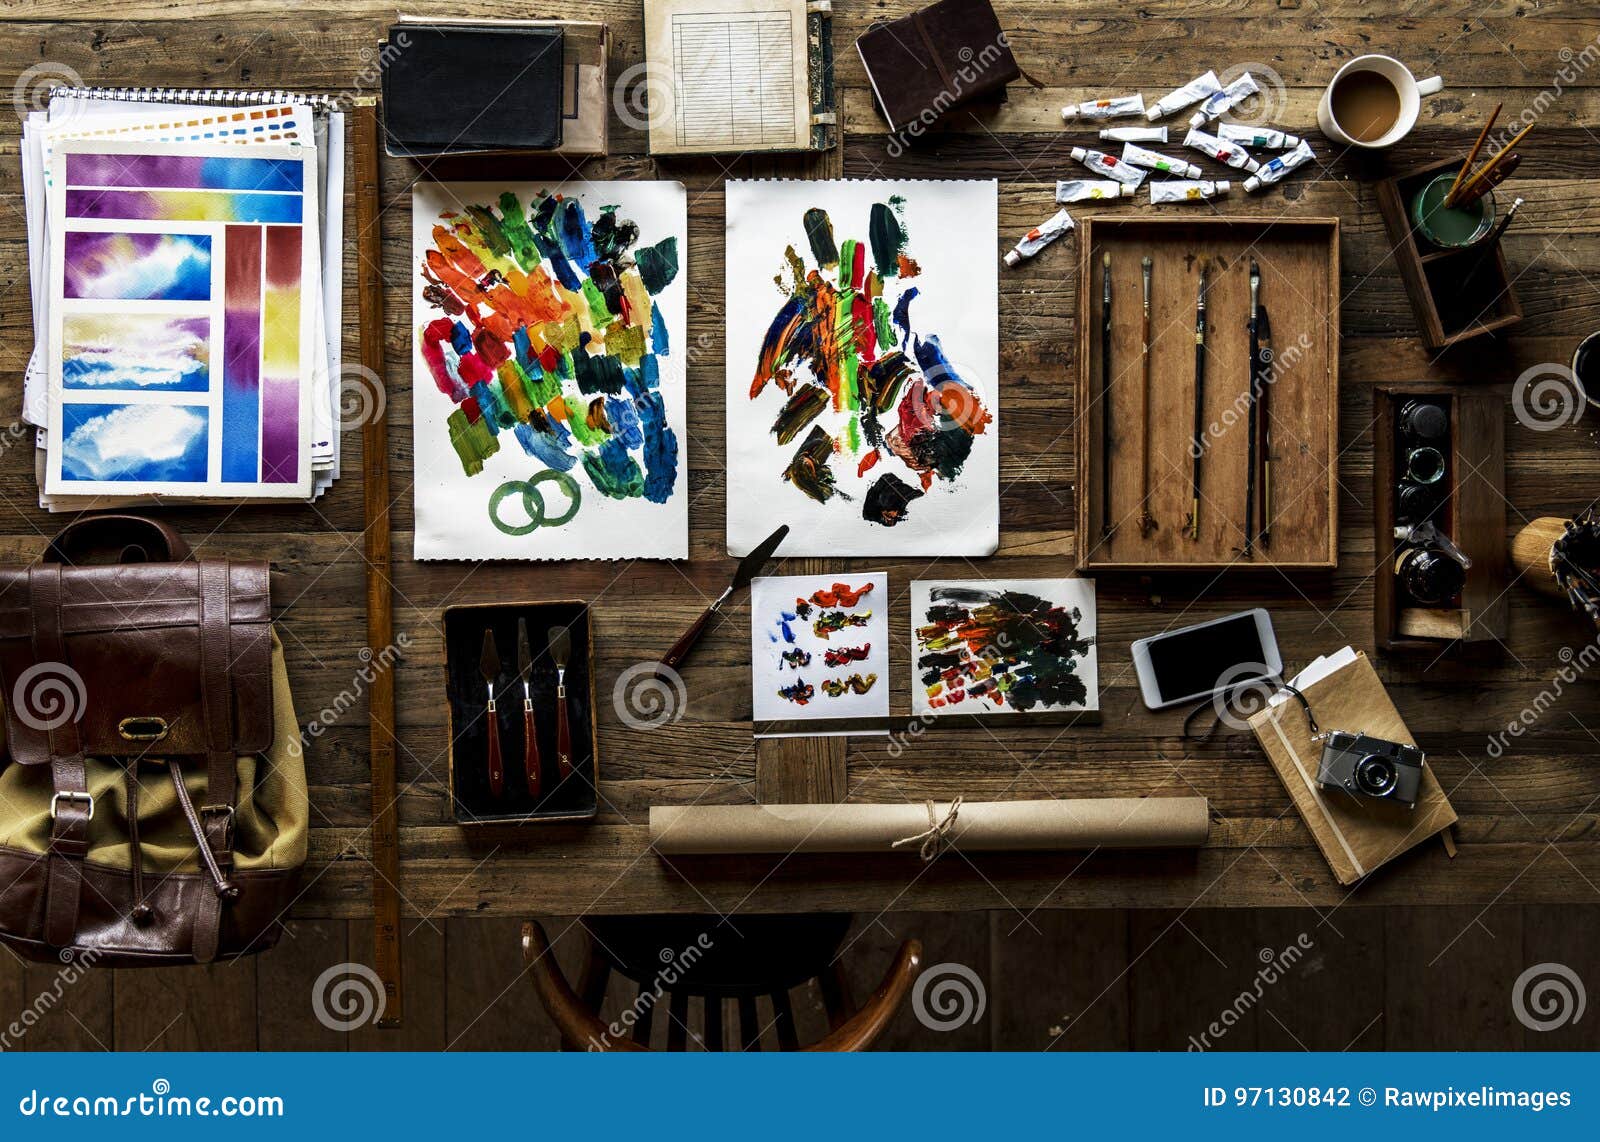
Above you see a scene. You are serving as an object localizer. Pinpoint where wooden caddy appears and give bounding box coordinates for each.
[1372,384,1509,651]
[1374,156,1523,353]
[1074,215,1340,573]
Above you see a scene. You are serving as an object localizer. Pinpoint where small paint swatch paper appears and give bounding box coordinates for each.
[411,180,688,561]
[725,179,999,557]
[750,572,890,736]
[45,139,318,498]
[911,578,1099,721]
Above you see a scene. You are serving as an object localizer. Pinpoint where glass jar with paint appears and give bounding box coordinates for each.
[1409,172,1495,249]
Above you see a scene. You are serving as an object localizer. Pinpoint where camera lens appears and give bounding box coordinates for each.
[1400,400,1449,444]
[1354,754,1398,797]
[1405,446,1445,485]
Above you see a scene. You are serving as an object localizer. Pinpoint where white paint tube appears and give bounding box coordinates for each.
[1188,73,1261,128]
[1003,209,1075,267]
[1070,146,1147,187]
[1150,179,1230,204]
[1122,142,1202,179]
[1145,71,1222,121]
[1217,123,1302,150]
[1183,128,1260,172]
[1242,139,1317,192]
[1056,179,1137,203]
[1100,125,1168,143]
[1061,94,1147,121]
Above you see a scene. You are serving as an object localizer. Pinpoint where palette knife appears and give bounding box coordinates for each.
[516,618,542,799]
[478,629,505,798]
[660,523,790,672]
[548,624,574,780]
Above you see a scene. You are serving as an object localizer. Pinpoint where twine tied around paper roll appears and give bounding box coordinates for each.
[891,797,963,861]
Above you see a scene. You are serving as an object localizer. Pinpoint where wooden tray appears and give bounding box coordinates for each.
[1372,385,1508,652]
[1075,215,1340,573]
[1374,156,1523,353]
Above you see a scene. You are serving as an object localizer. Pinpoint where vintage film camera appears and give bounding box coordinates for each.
[1315,730,1426,809]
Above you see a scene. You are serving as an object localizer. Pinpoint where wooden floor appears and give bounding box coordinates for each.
[5,1,1600,1048]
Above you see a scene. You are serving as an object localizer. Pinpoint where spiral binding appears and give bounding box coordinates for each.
[46,86,335,111]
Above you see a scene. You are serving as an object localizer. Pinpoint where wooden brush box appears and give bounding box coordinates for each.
[1372,385,1508,652]
[1374,156,1523,353]
[1075,216,1340,574]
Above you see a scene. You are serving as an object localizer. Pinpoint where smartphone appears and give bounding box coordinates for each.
[1131,609,1282,710]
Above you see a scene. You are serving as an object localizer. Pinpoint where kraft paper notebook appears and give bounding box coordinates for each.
[1247,648,1457,886]
[642,0,837,155]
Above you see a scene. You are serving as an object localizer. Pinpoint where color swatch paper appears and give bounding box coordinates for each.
[751,572,890,736]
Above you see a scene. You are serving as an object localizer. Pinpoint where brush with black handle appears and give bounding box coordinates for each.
[1244,260,1260,558]
[1100,251,1114,542]
[1187,266,1207,541]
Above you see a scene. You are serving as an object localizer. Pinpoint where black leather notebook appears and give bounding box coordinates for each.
[381,24,565,156]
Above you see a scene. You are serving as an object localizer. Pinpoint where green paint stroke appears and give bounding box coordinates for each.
[635,237,679,294]
[803,208,838,267]
[580,279,612,325]
[463,204,512,260]
[447,407,499,476]
[583,449,646,499]
[495,191,543,273]
[868,201,907,279]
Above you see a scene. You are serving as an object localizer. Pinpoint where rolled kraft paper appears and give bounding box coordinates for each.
[649,798,1210,855]
[1510,517,1571,599]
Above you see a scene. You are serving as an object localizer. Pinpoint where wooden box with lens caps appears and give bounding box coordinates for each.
[1373,385,1508,652]
[1075,216,1340,573]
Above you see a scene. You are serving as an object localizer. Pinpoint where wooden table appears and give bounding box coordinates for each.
[5,2,1600,923]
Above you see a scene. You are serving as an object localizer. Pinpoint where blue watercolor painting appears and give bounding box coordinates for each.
[59,403,209,483]
[61,313,211,393]
[62,231,212,301]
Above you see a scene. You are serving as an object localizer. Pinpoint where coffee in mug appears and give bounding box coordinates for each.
[1329,70,1402,143]
[1318,54,1443,149]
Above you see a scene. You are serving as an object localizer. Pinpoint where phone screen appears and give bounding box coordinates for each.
[1145,613,1270,704]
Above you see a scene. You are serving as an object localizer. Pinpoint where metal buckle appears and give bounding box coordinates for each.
[200,804,234,841]
[49,791,94,822]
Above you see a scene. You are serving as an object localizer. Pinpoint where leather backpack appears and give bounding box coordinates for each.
[0,515,308,966]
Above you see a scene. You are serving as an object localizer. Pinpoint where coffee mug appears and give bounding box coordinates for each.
[1318,55,1444,149]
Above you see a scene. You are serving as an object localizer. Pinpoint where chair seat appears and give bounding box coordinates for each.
[582,913,853,997]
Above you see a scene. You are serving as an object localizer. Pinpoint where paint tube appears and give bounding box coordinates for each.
[1242,139,1316,192]
[1150,179,1231,204]
[1188,73,1261,128]
[1003,208,1075,267]
[1217,123,1301,150]
[1099,125,1168,143]
[1122,142,1202,179]
[1145,71,1222,121]
[1070,146,1147,187]
[1055,179,1136,203]
[1061,94,1147,121]
[1183,128,1260,172]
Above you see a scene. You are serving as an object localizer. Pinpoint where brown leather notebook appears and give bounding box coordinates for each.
[855,0,1021,132]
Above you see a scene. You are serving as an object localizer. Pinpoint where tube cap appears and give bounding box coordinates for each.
[1003,250,1022,267]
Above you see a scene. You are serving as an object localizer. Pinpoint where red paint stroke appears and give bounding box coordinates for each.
[823,643,871,668]
[857,450,880,478]
[808,581,875,607]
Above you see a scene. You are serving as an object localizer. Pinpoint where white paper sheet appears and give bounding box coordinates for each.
[750,572,889,735]
[410,180,688,561]
[910,578,1099,718]
[725,179,999,557]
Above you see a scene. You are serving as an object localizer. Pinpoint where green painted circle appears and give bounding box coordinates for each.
[525,469,581,528]
[488,480,545,536]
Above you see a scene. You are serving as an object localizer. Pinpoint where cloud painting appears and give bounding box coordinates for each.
[62,313,211,392]
[62,231,212,301]
[59,403,209,483]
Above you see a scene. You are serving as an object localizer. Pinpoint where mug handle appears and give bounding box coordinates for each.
[1416,76,1444,96]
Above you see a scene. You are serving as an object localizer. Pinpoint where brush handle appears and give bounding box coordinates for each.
[523,697,542,799]
[556,680,573,780]
[485,698,504,798]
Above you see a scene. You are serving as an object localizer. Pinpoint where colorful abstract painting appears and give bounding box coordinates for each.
[751,572,889,736]
[46,140,318,498]
[411,181,688,560]
[911,578,1098,719]
[726,180,999,557]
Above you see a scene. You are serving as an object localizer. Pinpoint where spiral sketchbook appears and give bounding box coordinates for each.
[20,86,345,507]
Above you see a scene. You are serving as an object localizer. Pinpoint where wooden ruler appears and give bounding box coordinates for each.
[352,98,403,1027]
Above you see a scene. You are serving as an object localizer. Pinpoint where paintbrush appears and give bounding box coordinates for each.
[1100,251,1114,541]
[1458,195,1524,296]
[1187,265,1207,541]
[1444,102,1501,207]
[1454,122,1532,203]
[1452,153,1520,208]
[1256,305,1274,550]
[1244,260,1260,558]
[1139,256,1155,536]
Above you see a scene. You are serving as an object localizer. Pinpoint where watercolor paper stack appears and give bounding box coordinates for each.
[19,89,346,509]
[410,180,688,561]
[41,140,320,499]
[750,572,890,736]
[725,179,1000,558]
[910,578,1099,723]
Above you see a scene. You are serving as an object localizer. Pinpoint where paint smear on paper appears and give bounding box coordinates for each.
[813,610,870,639]
[916,587,1094,712]
[62,313,209,392]
[778,679,815,705]
[821,673,878,697]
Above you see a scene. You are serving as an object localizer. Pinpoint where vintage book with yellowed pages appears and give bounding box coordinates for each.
[1247,648,1457,886]
[642,0,837,155]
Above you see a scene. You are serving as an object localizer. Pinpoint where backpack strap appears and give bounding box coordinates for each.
[190,559,241,963]
[29,566,91,950]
